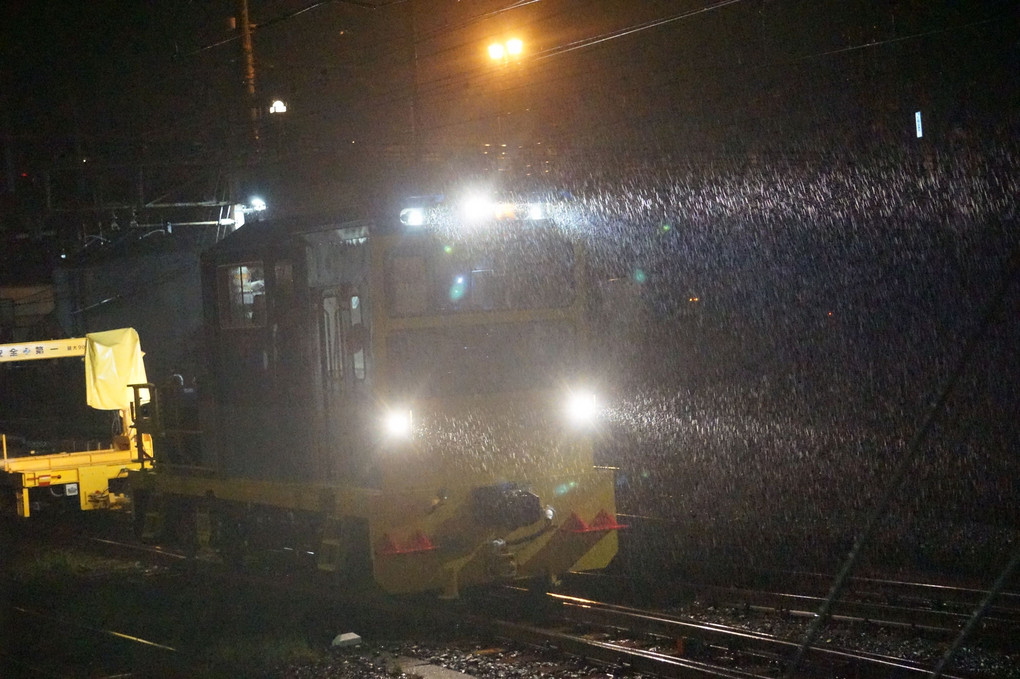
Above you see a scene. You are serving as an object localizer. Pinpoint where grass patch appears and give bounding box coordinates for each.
[10,545,144,580]
[196,632,326,677]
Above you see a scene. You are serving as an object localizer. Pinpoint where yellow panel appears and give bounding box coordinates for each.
[0,338,86,363]
[77,465,115,511]
[1,448,129,474]
[370,468,620,595]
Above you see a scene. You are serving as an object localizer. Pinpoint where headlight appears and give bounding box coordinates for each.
[564,389,598,426]
[460,194,493,223]
[383,408,413,438]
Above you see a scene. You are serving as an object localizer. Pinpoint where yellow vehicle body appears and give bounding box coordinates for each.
[2,438,151,517]
[0,329,153,517]
[130,447,618,598]
[369,467,620,597]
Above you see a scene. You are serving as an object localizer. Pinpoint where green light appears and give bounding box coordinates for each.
[633,269,647,284]
[554,480,578,496]
[449,275,467,301]
[660,223,671,233]
[443,244,454,254]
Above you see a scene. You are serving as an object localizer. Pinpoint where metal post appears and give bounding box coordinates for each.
[239,0,261,153]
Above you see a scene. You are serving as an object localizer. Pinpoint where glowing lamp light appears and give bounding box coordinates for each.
[495,202,518,219]
[400,207,425,227]
[489,38,523,61]
[269,99,287,114]
[460,194,494,222]
[384,409,413,438]
[565,389,599,426]
[250,197,267,212]
[449,275,467,301]
[527,202,545,220]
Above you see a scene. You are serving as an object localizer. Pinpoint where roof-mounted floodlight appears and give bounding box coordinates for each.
[460,194,493,223]
[400,207,425,227]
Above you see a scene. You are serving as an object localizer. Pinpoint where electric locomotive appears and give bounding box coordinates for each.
[130,198,622,596]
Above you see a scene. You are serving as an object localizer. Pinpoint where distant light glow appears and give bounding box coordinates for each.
[565,389,598,426]
[449,275,467,301]
[384,409,413,438]
[400,207,425,226]
[250,197,267,212]
[553,481,578,497]
[490,38,523,61]
[633,269,647,284]
[915,111,923,138]
[461,194,493,222]
[527,202,545,220]
[269,99,287,114]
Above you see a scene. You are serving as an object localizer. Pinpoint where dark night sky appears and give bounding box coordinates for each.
[0,0,1015,232]
[2,1,1015,158]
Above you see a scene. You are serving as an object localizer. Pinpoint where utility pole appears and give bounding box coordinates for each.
[407,0,421,168]
[239,0,261,156]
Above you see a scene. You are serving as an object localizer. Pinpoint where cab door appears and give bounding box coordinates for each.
[317,288,371,483]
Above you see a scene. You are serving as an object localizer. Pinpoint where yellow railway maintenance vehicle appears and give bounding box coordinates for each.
[0,328,154,517]
[131,198,622,597]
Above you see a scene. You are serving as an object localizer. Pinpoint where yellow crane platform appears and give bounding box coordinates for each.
[0,329,153,517]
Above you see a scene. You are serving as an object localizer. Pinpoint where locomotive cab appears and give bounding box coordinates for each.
[201,218,375,485]
[134,205,621,597]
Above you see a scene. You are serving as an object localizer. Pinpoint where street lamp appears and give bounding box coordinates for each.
[488,38,523,63]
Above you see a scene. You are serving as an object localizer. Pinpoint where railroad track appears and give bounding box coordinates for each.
[567,565,1020,638]
[764,569,1020,621]
[16,528,1018,678]
[476,587,984,679]
[4,597,183,678]
[676,582,1019,647]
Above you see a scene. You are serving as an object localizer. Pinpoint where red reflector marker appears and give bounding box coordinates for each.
[406,530,436,552]
[561,512,590,533]
[562,510,627,533]
[589,509,627,531]
[378,531,438,556]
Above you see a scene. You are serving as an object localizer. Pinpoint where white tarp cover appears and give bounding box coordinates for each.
[84,328,148,410]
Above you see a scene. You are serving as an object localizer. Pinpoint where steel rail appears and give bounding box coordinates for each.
[488,617,764,679]
[545,592,971,679]
[682,583,1019,642]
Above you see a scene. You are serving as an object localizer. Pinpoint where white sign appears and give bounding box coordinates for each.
[0,339,86,362]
